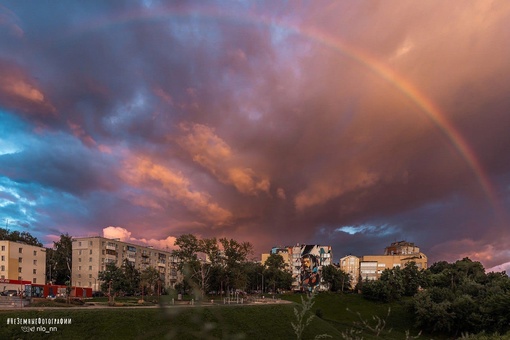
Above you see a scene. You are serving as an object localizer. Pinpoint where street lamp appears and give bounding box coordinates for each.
[257,273,264,295]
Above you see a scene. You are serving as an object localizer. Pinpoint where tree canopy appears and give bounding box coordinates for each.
[0,227,43,247]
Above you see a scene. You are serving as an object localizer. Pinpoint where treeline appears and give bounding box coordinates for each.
[171,234,293,297]
[361,258,510,337]
[0,227,43,247]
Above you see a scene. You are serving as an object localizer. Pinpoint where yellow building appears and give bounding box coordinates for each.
[339,255,360,289]
[340,241,428,284]
[0,240,46,285]
[360,253,428,281]
[72,236,181,291]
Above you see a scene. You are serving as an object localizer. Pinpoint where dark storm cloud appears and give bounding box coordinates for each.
[1,1,510,269]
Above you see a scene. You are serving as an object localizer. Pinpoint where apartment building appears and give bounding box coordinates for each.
[261,244,333,291]
[261,247,292,270]
[340,241,428,283]
[339,255,360,289]
[0,240,46,285]
[72,236,180,291]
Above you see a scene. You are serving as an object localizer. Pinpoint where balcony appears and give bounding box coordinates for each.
[157,262,166,267]
[106,244,116,251]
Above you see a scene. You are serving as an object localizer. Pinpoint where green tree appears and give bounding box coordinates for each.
[122,259,141,296]
[263,259,292,293]
[172,234,221,297]
[0,227,43,247]
[140,266,161,297]
[98,262,127,302]
[49,233,73,285]
[401,262,423,296]
[219,238,253,292]
[321,265,350,292]
[411,258,510,336]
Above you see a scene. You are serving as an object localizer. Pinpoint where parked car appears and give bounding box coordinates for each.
[92,291,105,297]
[1,290,18,296]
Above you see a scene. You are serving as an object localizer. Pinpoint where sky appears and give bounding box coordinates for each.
[1,1,510,271]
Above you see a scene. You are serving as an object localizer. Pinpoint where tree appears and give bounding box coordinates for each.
[122,259,141,296]
[263,254,293,293]
[0,227,43,247]
[321,265,350,292]
[140,266,161,297]
[98,262,127,303]
[411,258,510,336]
[172,234,220,297]
[49,233,73,285]
[219,238,253,292]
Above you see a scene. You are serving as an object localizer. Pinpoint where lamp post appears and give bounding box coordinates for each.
[257,273,264,295]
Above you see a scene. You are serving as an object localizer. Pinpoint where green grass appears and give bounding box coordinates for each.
[1,292,471,339]
[281,292,424,339]
[0,303,341,339]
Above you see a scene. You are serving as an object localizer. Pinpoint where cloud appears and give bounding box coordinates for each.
[103,226,177,251]
[177,123,270,195]
[120,154,232,224]
[1,1,510,269]
[0,61,56,115]
[295,170,379,211]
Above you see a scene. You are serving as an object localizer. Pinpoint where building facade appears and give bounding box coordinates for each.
[72,236,180,291]
[339,241,428,284]
[0,240,46,286]
[339,255,360,289]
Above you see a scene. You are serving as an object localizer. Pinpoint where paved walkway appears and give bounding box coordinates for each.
[0,298,292,311]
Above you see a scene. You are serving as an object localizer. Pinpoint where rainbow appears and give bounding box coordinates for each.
[63,5,500,212]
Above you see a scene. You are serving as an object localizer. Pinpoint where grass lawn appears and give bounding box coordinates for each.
[280,292,426,339]
[0,302,342,339]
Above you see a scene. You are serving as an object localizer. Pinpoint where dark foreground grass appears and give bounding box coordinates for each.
[0,303,341,339]
[281,293,423,339]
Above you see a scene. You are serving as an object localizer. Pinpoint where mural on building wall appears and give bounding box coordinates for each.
[300,254,320,292]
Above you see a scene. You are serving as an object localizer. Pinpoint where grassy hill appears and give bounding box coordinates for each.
[0,292,491,339]
[0,302,341,339]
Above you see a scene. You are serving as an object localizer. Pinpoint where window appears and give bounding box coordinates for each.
[90,249,93,255]
[1,246,4,251]
[18,267,22,273]
[79,266,81,271]
[89,282,91,287]
[33,250,37,256]
[33,269,36,274]
[19,247,23,253]
[89,241,93,246]
[79,242,82,247]
[79,250,82,255]
[79,258,82,262]
[89,257,92,262]
[78,274,81,278]
[33,278,37,283]
[1,256,4,261]
[18,257,22,263]
[89,274,92,278]
[0,265,4,271]
[89,266,92,270]
[33,260,37,265]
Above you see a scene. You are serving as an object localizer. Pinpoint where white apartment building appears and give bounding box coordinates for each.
[0,240,46,285]
[72,236,180,291]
